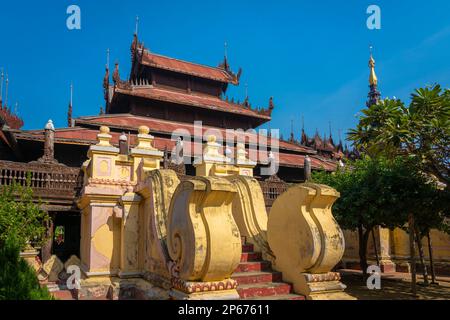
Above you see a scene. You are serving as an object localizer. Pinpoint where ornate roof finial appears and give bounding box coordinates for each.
[5,73,9,107]
[367,45,381,107]
[135,15,139,36]
[70,82,73,106]
[268,97,274,113]
[289,119,295,142]
[219,41,231,72]
[369,45,378,86]
[224,41,228,60]
[106,48,110,69]
[113,62,120,84]
[0,68,3,106]
[68,83,73,127]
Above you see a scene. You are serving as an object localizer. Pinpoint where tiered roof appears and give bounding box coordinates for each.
[112,85,272,120]
[140,52,240,85]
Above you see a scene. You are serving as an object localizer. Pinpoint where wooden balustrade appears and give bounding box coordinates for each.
[0,160,83,201]
[258,176,289,208]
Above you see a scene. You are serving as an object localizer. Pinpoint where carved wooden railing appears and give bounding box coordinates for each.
[0,160,84,202]
[258,175,289,208]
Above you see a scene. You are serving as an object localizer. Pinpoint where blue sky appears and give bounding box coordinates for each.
[0,0,449,142]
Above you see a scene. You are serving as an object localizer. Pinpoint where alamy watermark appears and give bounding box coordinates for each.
[366,265,381,290]
[66,5,81,30]
[367,5,381,30]
[169,121,280,176]
[66,265,81,290]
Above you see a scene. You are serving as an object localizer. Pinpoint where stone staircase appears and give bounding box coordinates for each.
[48,242,305,300]
[232,242,305,300]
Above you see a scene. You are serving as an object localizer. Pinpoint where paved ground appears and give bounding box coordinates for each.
[339,269,450,300]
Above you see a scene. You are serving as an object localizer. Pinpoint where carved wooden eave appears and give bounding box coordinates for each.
[0,126,23,160]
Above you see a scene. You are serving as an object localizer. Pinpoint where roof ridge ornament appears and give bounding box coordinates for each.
[369,46,378,86]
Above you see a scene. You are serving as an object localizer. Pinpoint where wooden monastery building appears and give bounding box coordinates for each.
[0,34,343,262]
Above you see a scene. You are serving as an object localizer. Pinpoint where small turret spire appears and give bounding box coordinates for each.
[369,46,378,86]
[0,68,4,106]
[135,16,139,36]
[5,73,9,107]
[68,83,73,127]
[289,119,295,142]
[367,45,381,107]
[224,41,228,60]
[106,48,110,69]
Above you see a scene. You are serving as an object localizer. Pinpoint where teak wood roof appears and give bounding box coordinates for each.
[114,86,271,121]
[141,52,238,85]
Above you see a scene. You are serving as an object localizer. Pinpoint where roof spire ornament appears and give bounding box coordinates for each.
[113,62,120,84]
[290,119,295,142]
[135,15,139,36]
[369,46,378,86]
[106,48,110,69]
[68,82,73,127]
[301,115,308,145]
[367,45,381,107]
[5,73,9,107]
[0,68,4,106]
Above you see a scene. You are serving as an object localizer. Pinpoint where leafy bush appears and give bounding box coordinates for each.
[0,179,50,249]
[0,179,53,300]
[0,236,53,300]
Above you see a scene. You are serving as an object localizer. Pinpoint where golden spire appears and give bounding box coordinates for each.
[368,46,378,86]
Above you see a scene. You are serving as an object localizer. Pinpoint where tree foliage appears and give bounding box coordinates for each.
[348,84,450,186]
[0,180,53,300]
[0,180,50,249]
[0,237,53,300]
[313,156,449,273]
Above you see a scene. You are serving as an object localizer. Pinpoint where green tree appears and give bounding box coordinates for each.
[348,84,449,293]
[348,84,450,186]
[313,156,446,277]
[0,180,53,300]
[0,180,50,249]
[314,157,399,275]
[0,236,53,300]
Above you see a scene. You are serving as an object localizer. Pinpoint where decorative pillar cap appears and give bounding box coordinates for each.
[119,132,128,141]
[236,142,256,167]
[199,135,231,164]
[96,126,113,147]
[44,119,55,131]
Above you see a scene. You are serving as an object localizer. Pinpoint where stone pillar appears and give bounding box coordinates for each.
[235,142,256,177]
[118,192,142,278]
[78,126,123,277]
[130,126,163,180]
[195,135,235,177]
[304,155,311,181]
[374,226,396,273]
[119,132,128,155]
[167,177,241,300]
[268,183,355,300]
[39,119,58,164]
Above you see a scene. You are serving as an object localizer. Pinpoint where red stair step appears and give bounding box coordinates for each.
[232,271,283,285]
[242,243,254,253]
[237,282,292,299]
[240,251,262,262]
[235,261,271,273]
